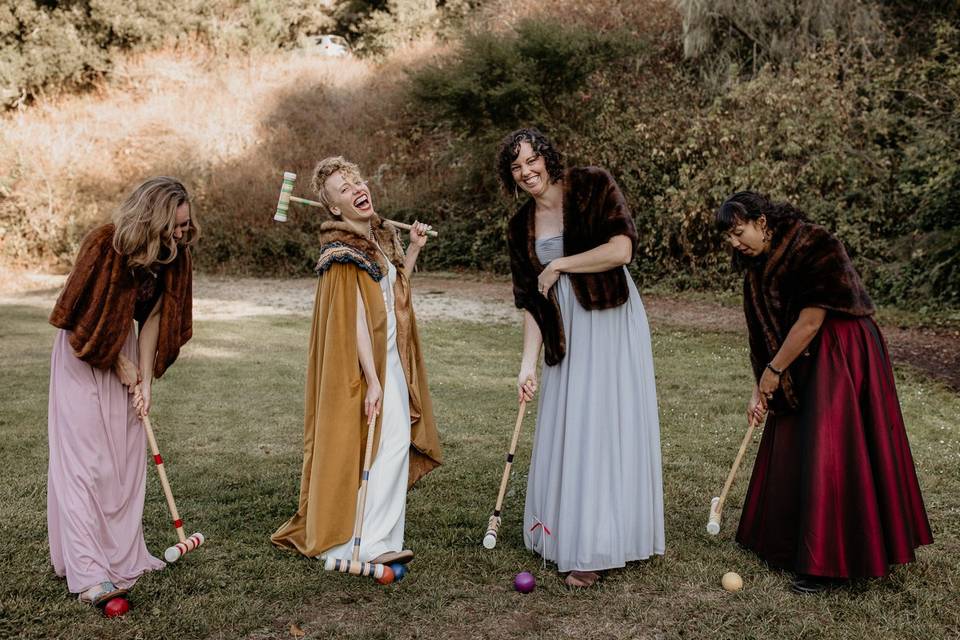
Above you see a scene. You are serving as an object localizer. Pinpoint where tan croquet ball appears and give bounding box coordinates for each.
[721,572,743,592]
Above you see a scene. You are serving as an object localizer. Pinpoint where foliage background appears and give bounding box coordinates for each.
[1,0,957,307]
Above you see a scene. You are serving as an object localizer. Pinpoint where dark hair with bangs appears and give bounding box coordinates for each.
[495,127,565,195]
[715,191,808,268]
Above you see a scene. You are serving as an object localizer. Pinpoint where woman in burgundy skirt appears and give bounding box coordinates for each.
[714,191,932,593]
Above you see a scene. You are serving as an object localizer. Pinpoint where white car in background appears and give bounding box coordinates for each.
[307,34,352,57]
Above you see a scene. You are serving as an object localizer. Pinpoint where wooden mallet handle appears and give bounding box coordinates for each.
[135,385,207,561]
[274,171,438,236]
[483,400,526,549]
[706,413,760,535]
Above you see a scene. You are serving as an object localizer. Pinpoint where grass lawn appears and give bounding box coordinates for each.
[1,301,957,639]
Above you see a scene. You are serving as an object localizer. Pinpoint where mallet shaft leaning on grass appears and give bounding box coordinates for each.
[706,412,761,535]
[274,171,438,236]
[135,385,206,562]
[482,400,527,549]
[322,412,387,579]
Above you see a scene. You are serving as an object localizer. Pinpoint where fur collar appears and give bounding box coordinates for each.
[49,223,192,375]
[744,219,874,411]
[316,216,405,280]
[507,166,638,365]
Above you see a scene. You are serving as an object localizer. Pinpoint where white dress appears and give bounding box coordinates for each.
[322,258,411,561]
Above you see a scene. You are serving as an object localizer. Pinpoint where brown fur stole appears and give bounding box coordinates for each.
[744,219,875,412]
[48,224,193,377]
[507,166,638,365]
[315,215,406,279]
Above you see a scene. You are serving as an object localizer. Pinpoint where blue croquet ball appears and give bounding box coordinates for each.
[514,571,536,593]
[389,562,408,582]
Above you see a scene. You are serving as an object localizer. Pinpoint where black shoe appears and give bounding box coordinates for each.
[791,575,838,594]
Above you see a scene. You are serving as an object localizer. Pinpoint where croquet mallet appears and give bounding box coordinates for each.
[274,171,438,237]
[482,400,527,549]
[706,411,762,535]
[322,411,387,579]
[135,385,206,562]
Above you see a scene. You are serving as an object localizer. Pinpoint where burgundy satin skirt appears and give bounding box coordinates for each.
[736,316,933,578]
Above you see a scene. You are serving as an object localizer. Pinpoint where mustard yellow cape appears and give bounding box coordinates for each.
[271,218,442,557]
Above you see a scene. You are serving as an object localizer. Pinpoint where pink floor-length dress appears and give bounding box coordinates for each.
[47,324,165,593]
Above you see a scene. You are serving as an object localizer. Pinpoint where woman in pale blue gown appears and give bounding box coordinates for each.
[500,128,664,588]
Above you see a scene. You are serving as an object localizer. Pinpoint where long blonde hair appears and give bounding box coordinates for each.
[112,177,199,267]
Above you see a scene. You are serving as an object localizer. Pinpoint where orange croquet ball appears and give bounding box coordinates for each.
[376,565,395,585]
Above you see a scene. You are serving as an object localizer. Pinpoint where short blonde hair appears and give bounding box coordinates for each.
[112,177,199,268]
[311,156,363,213]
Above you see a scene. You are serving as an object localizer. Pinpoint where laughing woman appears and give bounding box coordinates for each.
[271,156,442,566]
[501,128,665,588]
[715,191,932,593]
[47,177,197,607]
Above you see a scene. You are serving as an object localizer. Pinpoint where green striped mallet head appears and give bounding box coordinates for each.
[274,171,297,222]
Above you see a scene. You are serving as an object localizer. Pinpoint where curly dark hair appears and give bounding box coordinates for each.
[495,127,565,195]
[714,191,809,268]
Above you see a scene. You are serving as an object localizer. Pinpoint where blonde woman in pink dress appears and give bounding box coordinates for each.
[47,177,198,607]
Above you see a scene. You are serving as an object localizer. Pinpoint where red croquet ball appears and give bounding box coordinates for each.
[376,565,395,585]
[103,597,130,618]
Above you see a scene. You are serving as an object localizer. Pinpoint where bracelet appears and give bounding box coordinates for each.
[766,362,783,376]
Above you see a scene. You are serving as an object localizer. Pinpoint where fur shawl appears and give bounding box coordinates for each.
[507,166,638,365]
[315,215,406,278]
[744,219,875,412]
[48,224,193,377]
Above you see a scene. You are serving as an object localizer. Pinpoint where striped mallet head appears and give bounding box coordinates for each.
[482,513,501,549]
[706,496,721,535]
[274,171,297,222]
[164,531,206,562]
[323,556,385,579]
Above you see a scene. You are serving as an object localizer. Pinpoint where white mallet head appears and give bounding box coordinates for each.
[706,496,721,535]
[483,514,501,549]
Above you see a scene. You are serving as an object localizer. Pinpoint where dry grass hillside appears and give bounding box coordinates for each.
[0,0,676,277]
[0,36,445,275]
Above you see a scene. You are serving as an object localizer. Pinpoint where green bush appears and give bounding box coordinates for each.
[410,18,628,134]
[401,18,638,270]
[403,12,958,307]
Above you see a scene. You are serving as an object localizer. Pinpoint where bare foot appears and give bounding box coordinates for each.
[564,571,600,588]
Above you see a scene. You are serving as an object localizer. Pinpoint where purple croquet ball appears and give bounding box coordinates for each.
[389,562,408,582]
[514,571,536,593]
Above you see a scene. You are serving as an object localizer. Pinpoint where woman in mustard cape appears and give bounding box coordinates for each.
[271,157,441,565]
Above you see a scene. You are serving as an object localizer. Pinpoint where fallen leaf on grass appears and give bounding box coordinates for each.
[290,622,305,637]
